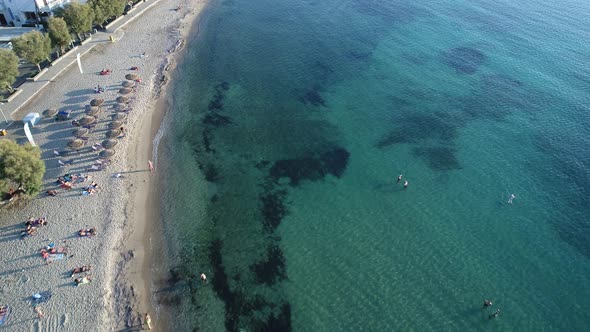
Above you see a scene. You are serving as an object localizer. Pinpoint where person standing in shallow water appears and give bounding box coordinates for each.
[489,308,500,319]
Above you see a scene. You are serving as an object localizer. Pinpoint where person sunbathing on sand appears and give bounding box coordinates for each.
[74,275,92,286]
[71,265,93,277]
[78,228,97,237]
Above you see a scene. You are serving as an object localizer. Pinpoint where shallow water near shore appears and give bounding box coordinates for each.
[158,0,590,330]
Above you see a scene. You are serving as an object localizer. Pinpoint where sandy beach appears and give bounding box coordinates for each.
[0,0,206,330]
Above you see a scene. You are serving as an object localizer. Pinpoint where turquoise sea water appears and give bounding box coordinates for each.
[158,0,590,330]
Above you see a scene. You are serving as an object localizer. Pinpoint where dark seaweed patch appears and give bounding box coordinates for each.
[269,147,350,185]
[347,50,372,61]
[320,148,350,178]
[300,88,326,107]
[260,189,288,231]
[458,74,530,121]
[270,157,324,185]
[209,239,292,331]
[209,239,240,331]
[255,160,271,170]
[203,113,232,127]
[210,194,219,203]
[442,47,485,74]
[204,163,220,182]
[412,146,461,171]
[202,128,215,153]
[251,244,287,285]
[253,303,292,332]
[376,113,459,149]
[532,134,590,259]
[208,81,230,111]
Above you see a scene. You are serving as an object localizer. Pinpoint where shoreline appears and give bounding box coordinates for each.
[0,0,208,330]
[120,0,209,330]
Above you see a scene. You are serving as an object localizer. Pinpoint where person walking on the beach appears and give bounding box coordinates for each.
[397,174,403,183]
[200,273,207,284]
[144,313,152,330]
[148,160,154,173]
[34,306,44,319]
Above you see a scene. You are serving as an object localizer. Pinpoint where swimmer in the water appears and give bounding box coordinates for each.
[508,194,516,204]
[397,174,403,183]
[404,180,408,189]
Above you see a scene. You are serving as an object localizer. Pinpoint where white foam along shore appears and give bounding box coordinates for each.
[0,0,206,330]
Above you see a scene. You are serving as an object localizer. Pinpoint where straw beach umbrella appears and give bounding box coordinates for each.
[67,138,85,149]
[116,96,130,103]
[125,73,140,81]
[102,139,118,149]
[112,113,127,120]
[90,98,104,106]
[79,116,97,126]
[122,81,135,88]
[72,128,89,137]
[108,121,123,129]
[105,129,121,138]
[114,103,127,111]
[43,108,58,118]
[100,149,115,158]
[119,88,133,94]
[78,116,97,126]
[85,106,101,116]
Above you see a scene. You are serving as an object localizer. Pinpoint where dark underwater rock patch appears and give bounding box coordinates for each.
[251,244,287,285]
[269,147,350,185]
[443,47,485,74]
[412,146,461,171]
[260,189,288,231]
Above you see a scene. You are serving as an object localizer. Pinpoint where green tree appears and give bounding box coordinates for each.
[11,31,52,72]
[0,140,45,197]
[88,0,126,28]
[48,17,72,56]
[0,49,19,93]
[54,1,94,40]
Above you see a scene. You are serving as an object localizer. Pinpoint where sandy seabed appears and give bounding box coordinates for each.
[0,0,206,330]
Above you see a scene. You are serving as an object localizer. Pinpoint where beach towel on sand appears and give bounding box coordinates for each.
[0,305,10,325]
[32,291,52,304]
[49,253,65,260]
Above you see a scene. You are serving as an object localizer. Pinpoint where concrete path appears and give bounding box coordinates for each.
[1,0,160,124]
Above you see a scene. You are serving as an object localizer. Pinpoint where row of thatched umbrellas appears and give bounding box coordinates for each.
[58,73,140,157]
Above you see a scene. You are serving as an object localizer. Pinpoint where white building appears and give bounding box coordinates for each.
[0,0,84,27]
